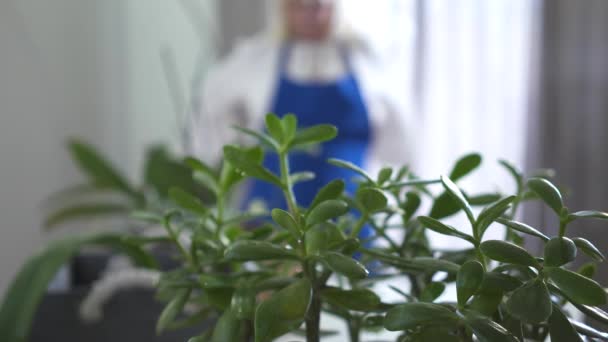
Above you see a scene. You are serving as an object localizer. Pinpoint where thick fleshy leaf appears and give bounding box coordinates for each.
[480,240,540,268]
[377,167,393,185]
[224,240,299,261]
[157,288,191,334]
[506,278,552,323]
[384,302,460,331]
[549,305,583,342]
[548,267,607,306]
[568,210,608,221]
[402,192,421,221]
[223,146,282,188]
[230,288,256,320]
[496,218,549,241]
[44,203,130,229]
[440,175,475,225]
[305,199,349,227]
[420,282,446,303]
[322,252,369,279]
[356,187,388,213]
[291,124,337,147]
[475,196,516,237]
[327,158,374,182]
[184,157,217,180]
[469,292,503,316]
[271,209,301,238]
[68,139,138,198]
[468,193,502,206]
[169,187,207,216]
[281,114,297,141]
[305,224,345,255]
[544,237,577,267]
[429,191,461,220]
[449,153,482,181]
[321,287,380,311]
[457,261,484,307]
[232,125,279,151]
[254,278,312,342]
[210,309,243,342]
[309,180,345,209]
[463,312,519,342]
[419,216,475,244]
[578,262,596,278]
[573,237,606,261]
[499,159,524,190]
[527,177,563,215]
[265,114,285,143]
[289,172,315,184]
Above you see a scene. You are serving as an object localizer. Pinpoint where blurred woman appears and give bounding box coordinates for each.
[191,0,411,226]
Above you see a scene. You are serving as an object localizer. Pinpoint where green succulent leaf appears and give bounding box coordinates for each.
[231,126,279,152]
[527,177,564,215]
[265,114,285,143]
[305,199,349,227]
[480,240,540,268]
[429,191,461,220]
[254,278,312,342]
[223,145,283,188]
[463,312,519,342]
[578,262,596,278]
[496,218,549,241]
[449,153,482,182]
[157,288,191,334]
[309,179,345,210]
[544,237,577,267]
[440,175,475,225]
[402,192,421,221]
[548,267,607,306]
[184,157,217,180]
[271,209,301,238]
[327,158,374,183]
[573,237,605,262]
[568,210,608,221]
[377,167,393,185]
[322,252,369,279]
[499,159,524,190]
[549,305,583,342]
[304,224,345,256]
[476,196,516,238]
[356,187,388,213]
[418,216,475,244]
[230,288,256,320]
[468,193,502,206]
[169,187,207,216]
[384,302,460,331]
[420,282,446,303]
[291,124,337,147]
[67,139,138,199]
[281,114,298,141]
[44,203,130,229]
[224,240,299,262]
[289,171,315,184]
[505,278,552,323]
[321,287,380,311]
[457,261,484,307]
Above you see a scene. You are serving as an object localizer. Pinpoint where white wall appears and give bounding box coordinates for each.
[0,0,217,295]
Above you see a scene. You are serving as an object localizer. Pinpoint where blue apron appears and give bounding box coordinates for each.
[246,43,373,242]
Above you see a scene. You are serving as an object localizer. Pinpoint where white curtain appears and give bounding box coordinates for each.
[409,0,542,248]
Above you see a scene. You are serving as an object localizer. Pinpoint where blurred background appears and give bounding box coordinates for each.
[1,0,607,332]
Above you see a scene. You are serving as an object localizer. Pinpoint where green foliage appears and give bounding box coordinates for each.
[3,114,608,342]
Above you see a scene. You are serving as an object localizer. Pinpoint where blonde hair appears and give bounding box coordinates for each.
[264,0,357,43]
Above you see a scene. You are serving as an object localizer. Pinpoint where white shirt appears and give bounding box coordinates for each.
[190,35,415,175]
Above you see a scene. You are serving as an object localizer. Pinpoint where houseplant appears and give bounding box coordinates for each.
[1,113,607,341]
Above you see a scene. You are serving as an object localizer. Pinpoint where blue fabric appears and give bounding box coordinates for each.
[246,43,373,242]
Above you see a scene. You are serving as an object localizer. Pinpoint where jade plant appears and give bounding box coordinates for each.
[1,114,608,342]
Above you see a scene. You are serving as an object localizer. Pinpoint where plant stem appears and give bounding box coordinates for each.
[350,214,369,238]
[348,319,360,342]
[279,151,300,219]
[558,220,567,237]
[306,289,322,342]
